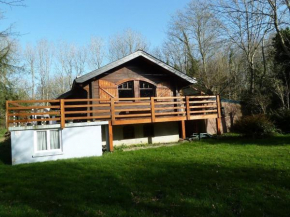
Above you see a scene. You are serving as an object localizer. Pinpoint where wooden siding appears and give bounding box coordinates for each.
[90,62,175,100]
[91,80,99,99]
[156,82,172,97]
[98,80,118,99]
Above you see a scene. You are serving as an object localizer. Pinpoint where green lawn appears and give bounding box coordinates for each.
[1,133,290,217]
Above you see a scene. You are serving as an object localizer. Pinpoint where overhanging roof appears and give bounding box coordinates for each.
[56,90,73,99]
[75,50,197,84]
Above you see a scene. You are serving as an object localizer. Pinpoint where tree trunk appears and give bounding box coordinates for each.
[249,57,255,94]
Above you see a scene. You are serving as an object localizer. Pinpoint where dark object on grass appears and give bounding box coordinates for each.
[187,133,213,141]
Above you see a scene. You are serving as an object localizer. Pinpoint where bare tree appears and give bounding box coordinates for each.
[0,0,24,6]
[217,0,271,93]
[247,0,290,58]
[23,44,36,99]
[56,41,76,88]
[108,28,149,61]
[265,0,290,57]
[74,45,87,76]
[185,0,222,77]
[162,39,191,74]
[87,36,105,70]
[36,39,54,101]
[151,46,165,62]
[272,79,289,109]
[285,0,290,12]
[166,0,225,92]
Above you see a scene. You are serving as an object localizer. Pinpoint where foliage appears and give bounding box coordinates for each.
[0,39,27,127]
[233,115,276,138]
[0,83,27,128]
[1,135,290,216]
[1,0,290,127]
[273,28,290,67]
[271,28,290,109]
[270,109,290,133]
[0,128,6,138]
[240,90,273,115]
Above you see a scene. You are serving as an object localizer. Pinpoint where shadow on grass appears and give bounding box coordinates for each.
[202,134,290,146]
[0,134,290,216]
[0,138,11,165]
[0,151,290,217]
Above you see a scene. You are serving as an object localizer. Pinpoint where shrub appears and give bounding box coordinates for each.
[270,109,290,134]
[233,115,276,138]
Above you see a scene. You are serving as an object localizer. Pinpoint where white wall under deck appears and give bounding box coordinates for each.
[10,122,107,165]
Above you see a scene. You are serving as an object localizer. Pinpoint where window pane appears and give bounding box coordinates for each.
[37,131,47,151]
[118,81,134,98]
[140,89,155,97]
[50,130,60,149]
[119,90,134,98]
[139,81,156,97]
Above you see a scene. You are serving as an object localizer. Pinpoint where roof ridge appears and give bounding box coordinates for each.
[75,50,196,84]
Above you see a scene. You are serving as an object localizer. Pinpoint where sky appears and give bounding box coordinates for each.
[1,0,190,49]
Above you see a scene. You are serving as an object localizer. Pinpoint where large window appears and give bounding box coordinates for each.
[118,80,156,98]
[35,130,61,152]
[140,81,155,97]
[118,81,134,98]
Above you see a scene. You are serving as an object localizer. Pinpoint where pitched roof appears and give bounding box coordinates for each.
[75,50,197,84]
[56,90,72,99]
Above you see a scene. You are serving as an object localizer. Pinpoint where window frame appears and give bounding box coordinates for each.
[33,129,62,157]
[117,80,156,98]
[139,81,156,98]
[118,81,135,98]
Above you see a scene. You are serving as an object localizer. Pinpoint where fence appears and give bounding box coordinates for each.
[6,95,221,128]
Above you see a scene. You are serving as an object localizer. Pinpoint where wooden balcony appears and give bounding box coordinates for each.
[6,95,222,151]
[6,95,221,128]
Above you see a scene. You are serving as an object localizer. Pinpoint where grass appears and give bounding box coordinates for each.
[0,131,290,217]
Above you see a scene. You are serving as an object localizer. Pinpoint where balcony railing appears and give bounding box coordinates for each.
[6,95,221,128]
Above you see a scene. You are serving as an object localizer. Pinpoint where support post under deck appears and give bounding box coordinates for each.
[216,118,221,135]
[108,121,114,152]
[181,120,186,139]
[216,95,222,135]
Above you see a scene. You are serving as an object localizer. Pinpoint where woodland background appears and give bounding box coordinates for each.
[1,0,290,127]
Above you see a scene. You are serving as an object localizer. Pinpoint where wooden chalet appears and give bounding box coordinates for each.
[6,50,222,152]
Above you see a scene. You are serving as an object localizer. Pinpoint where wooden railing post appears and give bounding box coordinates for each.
[186,96,190,120]
[151,97,155,122]
[6,101,9,129]
[111,98,115,124]
[216,95,222,135]
[60,99,65,129]
[216,95,222,118]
